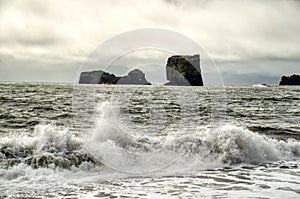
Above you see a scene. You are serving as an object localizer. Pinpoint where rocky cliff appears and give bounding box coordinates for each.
[79,69,151,85]
[164,54,203,86]
[279,74,300,85]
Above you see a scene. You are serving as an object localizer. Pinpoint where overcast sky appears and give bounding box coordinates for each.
[0,0,299,85]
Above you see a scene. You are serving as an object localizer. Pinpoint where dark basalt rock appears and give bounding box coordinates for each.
[118,69,151,85]
[79,54,204,86]
[164,54,203,86]
[279,74,300,85]
[79,70,119,84]
[79,69,151,85]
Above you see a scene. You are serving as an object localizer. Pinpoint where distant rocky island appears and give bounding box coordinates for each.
[79,54,204,86]
[79,69,151,85]
[279,74,300,85]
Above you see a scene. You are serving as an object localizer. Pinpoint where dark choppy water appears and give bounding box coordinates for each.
[0,82,300,198]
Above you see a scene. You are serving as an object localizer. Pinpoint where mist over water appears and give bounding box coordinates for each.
[0,82,300,198]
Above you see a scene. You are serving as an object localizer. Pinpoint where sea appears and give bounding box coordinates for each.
[0,82,300,199]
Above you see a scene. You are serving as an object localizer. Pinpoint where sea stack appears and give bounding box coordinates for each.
[79,70,118,84]
[279,74,300,85]
[118,69,151,85]
[79,69,151,85]
[164,54,203,86]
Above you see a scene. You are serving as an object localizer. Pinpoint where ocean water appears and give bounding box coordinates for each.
[0,82,300,198]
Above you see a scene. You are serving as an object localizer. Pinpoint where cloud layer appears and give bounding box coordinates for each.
[0,0,299,84]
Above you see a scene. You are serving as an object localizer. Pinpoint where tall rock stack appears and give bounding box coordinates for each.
[165,54,204,86]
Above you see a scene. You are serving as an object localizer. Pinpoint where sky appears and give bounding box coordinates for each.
[0,0,299,85]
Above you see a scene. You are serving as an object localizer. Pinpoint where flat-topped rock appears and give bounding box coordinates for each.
[79,69,151,85]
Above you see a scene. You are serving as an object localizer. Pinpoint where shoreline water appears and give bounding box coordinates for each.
[1,82,300,198]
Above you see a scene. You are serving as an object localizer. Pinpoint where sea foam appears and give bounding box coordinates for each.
[1,101,300,174]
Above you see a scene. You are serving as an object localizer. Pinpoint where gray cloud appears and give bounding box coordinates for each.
[0,0,299,84]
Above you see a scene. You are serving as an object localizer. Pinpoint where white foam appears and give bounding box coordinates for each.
[82,101,300,173]
[1,101,300,175]
[1,101,300,198]
[203,125,300,164]
[0,124,81,155]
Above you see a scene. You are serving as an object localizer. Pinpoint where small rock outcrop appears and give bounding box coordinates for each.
[79,69,151,85]
[118,69,151,85]
[279,74,300,85]
[79,70,118,84]
[164,54,203,86]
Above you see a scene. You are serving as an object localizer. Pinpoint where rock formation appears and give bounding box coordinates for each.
[79,69,151,85]
[279,74,300,85]
[118,69,151,85]
[79,54,204,86]
[164,54,203,86]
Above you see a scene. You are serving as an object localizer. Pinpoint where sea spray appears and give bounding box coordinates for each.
[0,124,95,169]
[202,125,300,164]
[82,101,300,173]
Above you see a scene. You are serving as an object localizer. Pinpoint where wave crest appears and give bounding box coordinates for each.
[1,102,300,171]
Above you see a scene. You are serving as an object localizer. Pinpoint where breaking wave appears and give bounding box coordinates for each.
[1,101,300,174]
